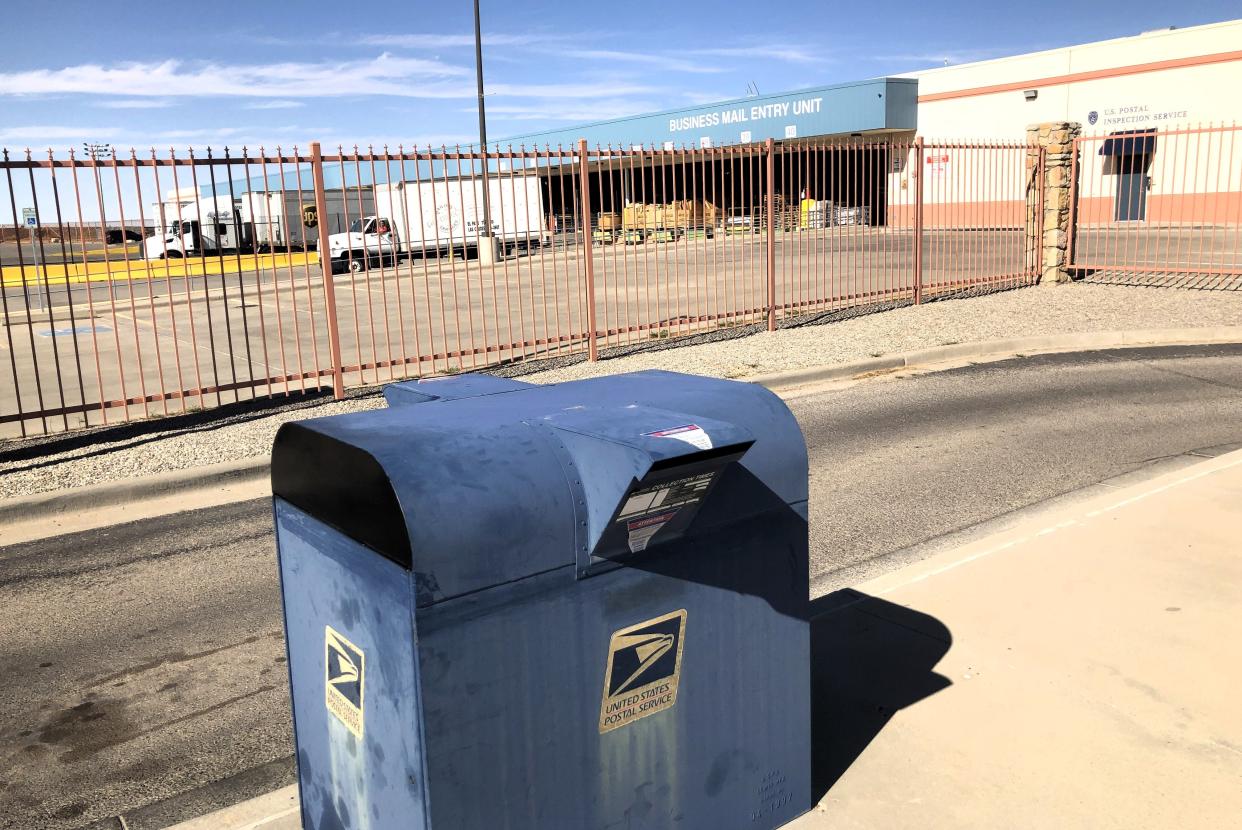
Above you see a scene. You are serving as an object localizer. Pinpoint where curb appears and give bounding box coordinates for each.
[161,784,299,830]
[3,327,1241,529]
[748,326,1242,391]
[0,456,268,529]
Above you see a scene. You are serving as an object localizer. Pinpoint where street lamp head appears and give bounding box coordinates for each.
[83,142,113,160]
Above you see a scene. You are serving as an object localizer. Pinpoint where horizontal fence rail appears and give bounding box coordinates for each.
[1070,123,1242,289]
[2,138,1042,437]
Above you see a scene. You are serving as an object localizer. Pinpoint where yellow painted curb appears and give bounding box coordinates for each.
[1,251,318,286]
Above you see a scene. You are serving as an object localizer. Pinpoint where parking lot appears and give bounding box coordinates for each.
[7,222,1240,438]
[0,225,1040,436]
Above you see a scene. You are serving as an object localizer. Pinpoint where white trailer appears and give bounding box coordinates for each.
[241,189,376,251]
[324,175,546,273]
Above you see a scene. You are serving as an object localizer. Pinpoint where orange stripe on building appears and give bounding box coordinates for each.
[917,49,1242,103]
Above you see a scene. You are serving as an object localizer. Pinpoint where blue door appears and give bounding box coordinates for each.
[1114,154,1148,221]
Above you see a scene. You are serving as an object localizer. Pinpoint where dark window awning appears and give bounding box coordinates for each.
[1100,129,1157,156]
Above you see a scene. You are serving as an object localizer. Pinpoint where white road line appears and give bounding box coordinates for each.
[112,310,279,377]
[1085,451,1242,516]
[876,537,1030,595]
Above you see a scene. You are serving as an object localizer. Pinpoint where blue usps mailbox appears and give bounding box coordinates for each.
[272,370,811,829]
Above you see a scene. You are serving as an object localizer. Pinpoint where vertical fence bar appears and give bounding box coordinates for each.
[26,151,70,430]
[765,139,777,330]
[1036,144,1047,284]
[0,152,32,435]
[913,137,925,303]
[1064,137,1080,278]
[310,141,344,398]
[577,139,598,361]
[48,150,90,425]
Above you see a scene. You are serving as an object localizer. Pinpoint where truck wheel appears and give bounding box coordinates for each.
[162,250,184,259]
[347,256,366,275]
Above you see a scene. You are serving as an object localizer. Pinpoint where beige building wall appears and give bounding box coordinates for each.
[905,19,1242,139]
[890,19,1242,227]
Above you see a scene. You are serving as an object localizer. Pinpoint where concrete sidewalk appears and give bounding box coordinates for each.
[793,447,1242,829]
[168,449,1242,830]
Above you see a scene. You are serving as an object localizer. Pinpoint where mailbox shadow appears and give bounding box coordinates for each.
[810,589,953,801]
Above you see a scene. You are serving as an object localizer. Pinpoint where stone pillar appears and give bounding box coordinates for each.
[1026,121,1081,285]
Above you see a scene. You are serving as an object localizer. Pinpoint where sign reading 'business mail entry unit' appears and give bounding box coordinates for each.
[599,610,687,733]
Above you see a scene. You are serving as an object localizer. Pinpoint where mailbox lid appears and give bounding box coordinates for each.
[273,414,578,605]
[271,370,807,606]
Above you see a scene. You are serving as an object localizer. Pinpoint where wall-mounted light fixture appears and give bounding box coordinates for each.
[1023,89,1038,101]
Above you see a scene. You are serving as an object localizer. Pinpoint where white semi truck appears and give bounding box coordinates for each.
[143,189,375,259]
[324,175,546,273]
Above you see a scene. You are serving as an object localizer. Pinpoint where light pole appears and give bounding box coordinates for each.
[84,142,112,246]
[473,0,499,265]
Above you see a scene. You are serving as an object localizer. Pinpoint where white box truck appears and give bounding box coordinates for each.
[242,188,376,251]
[324,175,546,273]
[142,196,246,259]
[143,189,377,259]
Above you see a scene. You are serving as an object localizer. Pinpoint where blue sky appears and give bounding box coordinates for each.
[1,0,1238,153]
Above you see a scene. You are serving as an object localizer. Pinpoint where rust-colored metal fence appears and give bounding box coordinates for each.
[1069,124,1242,288]
[1,138,1040,437]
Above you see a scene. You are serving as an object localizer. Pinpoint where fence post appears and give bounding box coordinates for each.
[913,137,924,304]
[577,139,599,361]
[765,138,777,331]
[1026,122,1082,285]
[1064,142,1079,270]
[310,141,345,398]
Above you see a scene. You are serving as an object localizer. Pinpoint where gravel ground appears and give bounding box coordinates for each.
[2,283,1241,499]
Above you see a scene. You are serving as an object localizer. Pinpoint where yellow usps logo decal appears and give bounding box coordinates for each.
[599,610,687,733]
[325,625,365,739]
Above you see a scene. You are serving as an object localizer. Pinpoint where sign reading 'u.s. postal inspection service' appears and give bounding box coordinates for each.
[325,626,365,739]
[599,610,687,733]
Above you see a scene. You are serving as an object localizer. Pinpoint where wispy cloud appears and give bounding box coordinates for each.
[686,44,828,65]
[561,49,723,74]
[93,99,174,109]
[0,123,474,152]
[0,56,657,101]
[876,48,1015,67]
[358,32,569,49]
[488,80,659,99]
[480,99,660,125]
[244,100,305,109]
[681,90,741,105]
[0,55,469,99]
[0,125,125,144]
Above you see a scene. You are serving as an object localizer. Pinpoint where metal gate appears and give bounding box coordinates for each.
[1069,124,1242,288]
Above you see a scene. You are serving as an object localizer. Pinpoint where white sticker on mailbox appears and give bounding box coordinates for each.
[626,509,678,552]
[644,424,713,451]
[617,472,714,520]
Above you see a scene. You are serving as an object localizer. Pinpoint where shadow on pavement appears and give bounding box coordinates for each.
[810,588,953,801]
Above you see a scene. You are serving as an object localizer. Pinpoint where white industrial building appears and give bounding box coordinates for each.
[896,19,1242,226]
[903,18,1242,139]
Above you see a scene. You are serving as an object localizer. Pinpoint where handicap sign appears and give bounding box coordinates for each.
[22,207,37,227]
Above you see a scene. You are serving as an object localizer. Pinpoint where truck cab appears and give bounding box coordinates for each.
[326,216,397,273]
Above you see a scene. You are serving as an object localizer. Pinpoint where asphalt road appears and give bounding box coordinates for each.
[2,344,1242,829]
